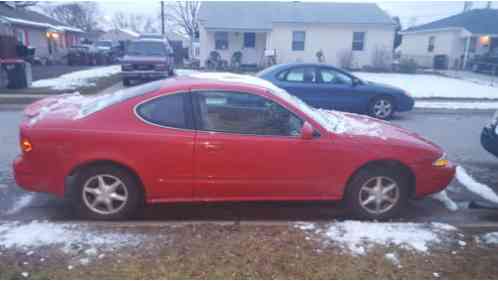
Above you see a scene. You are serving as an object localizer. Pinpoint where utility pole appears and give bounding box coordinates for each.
[486,1,492,9]
[463,1,473,12]
[161,1,165,36]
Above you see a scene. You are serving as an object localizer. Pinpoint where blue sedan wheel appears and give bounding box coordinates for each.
[370,97,394,120]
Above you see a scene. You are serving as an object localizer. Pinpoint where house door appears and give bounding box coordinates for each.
[242,32,258,65]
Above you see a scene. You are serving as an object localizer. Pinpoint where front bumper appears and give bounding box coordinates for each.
[481,125,498,157]
[122,70,169,80]
[397,96,415,112]
[413,161,456,198]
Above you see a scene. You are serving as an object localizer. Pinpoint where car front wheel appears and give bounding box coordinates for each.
[345,166,409,220]
[71,165,143,220]
[369,97,395,120]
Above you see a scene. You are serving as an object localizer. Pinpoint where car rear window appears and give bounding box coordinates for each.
[127,41,168,56]
[136,93,188,129]
[80,80,164,118]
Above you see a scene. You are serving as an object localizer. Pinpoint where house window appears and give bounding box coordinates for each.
[292,31,305,51]
[469,37,477,53]
[194,46,200,57]
[244,32,256,48]
[352,32,365,51]
[428,36,435,52]
[15,29,27,46]
[215,32,228,50]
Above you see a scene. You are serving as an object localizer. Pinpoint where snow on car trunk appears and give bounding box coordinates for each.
[295,221,458,255]
[31,65,121,91]
[353,72,498,100]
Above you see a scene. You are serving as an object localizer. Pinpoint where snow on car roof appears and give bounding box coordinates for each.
[185,72,283,93]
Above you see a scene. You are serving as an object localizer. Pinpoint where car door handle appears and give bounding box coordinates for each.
[202,142,224,152]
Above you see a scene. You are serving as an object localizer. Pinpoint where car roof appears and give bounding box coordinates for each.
[160,72,283,94]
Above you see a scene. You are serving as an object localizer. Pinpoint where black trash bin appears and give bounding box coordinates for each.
[2,59,32,89]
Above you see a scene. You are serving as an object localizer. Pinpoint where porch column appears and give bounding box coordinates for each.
[463,36,471,70]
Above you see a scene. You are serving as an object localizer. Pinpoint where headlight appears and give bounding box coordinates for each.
[433,154,450,167]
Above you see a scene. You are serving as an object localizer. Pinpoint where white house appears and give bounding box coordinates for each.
[400,8,498,69]
[198,2,396,69]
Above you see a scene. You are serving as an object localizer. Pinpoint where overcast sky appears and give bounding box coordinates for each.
[97,1,497,29]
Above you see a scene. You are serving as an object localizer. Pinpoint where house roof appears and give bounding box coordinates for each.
[198,2,394,31]
[404,9,498,35]
[0,3,83,33]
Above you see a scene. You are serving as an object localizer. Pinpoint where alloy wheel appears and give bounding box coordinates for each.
[372,99,393,119]
[82,174,129,215]
[358,176,400,215]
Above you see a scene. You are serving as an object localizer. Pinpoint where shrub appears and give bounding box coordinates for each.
[398,59,418,74]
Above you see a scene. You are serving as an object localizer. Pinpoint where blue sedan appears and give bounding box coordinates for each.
[257,63,414,119]
[481,110,498,157]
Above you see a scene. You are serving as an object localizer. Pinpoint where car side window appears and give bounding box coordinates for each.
[196,91,304,137]
[136,93,189,129]
[283,67,317,83]
[319,68,353,85]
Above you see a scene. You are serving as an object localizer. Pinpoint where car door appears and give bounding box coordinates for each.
[192,90,333,200]
[315,67,360,112]
[274,66,331,109]
[134,92,196,200]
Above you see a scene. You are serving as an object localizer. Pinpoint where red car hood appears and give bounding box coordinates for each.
[325,110,442,155]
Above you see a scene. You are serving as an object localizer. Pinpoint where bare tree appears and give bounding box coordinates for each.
[44,3,100,32]
[163,1,200,56]
[111,11,128,30]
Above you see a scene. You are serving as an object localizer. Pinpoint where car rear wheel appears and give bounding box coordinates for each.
[345,166,409,220]
[369,97,394,120]
[71,165,143,220]
[123,78,131,87]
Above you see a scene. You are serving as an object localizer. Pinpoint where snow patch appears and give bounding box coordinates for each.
[312,221,457,255]
[415,101,498,110]
[295,222,316,230]
[431,190,458,211]
[354,72,498,100]
[4,194,35,215]
[385,252,401,267]
[32,65,121,90]
[0,221,143,251]
[456,166,498,204]
[481,232,498,245]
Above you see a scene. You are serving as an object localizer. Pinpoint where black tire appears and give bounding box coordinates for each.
[123,78,131,87]
[345,166,409,220]
[70,165,143,220]
[368,96,395,120]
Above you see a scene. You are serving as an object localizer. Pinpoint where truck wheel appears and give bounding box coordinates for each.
[123,78,131,87]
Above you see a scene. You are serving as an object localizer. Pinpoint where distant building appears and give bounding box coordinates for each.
[100,28,140,42]
[198,2,396,68]
[400,8,498,69]
[0,2,84,61]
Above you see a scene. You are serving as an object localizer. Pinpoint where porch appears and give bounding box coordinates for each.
[200,28,271,69]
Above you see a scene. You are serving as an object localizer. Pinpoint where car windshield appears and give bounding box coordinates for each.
[95,41,112,48]
[79,80,164,118]
[127,41,167,56]
[270,87,339,132]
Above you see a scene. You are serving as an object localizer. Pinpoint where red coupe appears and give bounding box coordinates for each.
[13,73,455,220]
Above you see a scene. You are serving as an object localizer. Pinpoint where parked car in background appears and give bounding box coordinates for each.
[67,44,92,65]
[14,73,454,221]
[481,110,498,157]
[120,38,174,86]
[258,63,414,120]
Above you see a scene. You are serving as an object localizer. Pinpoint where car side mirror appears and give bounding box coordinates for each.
[352,78,361,87]
[301,122,314,140]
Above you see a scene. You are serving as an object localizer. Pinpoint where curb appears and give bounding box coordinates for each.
[0,94,50,105]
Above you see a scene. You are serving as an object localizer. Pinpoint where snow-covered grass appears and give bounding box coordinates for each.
[31,65,121,91]
[353,72,498,100]
[0,221,143,251]
[455,166,498,204]
[295,221,457,255]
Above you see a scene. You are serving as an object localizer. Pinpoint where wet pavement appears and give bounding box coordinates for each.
[0,106,497,226]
